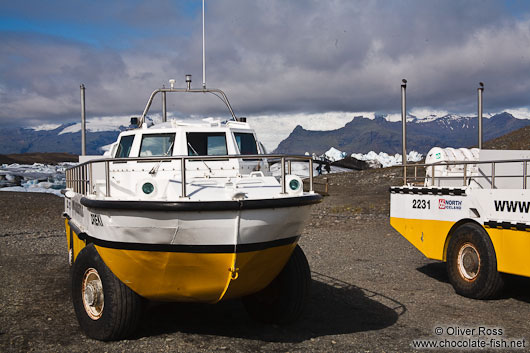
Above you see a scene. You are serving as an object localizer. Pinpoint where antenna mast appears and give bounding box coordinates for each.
[478,82,484,149]
[202,0,206,89]
[80,84,86,156]
[401,79,407,184]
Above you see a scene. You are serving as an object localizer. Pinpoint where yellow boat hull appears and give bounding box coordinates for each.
[65,218,296,302]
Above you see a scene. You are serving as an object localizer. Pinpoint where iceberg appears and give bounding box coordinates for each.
[0,162,74,197]
[351,150,422,168]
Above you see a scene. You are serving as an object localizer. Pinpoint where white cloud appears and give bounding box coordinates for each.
[410,108,450,119]
[58,116,132,134]
[384,113,402,122]
[503,108,530,120]
[248,112,373,151]
[2,1,530,129]
[31,123,62,131]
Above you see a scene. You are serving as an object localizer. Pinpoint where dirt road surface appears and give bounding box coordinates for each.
[1,168,529,352]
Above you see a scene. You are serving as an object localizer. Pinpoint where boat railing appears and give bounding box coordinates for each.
[402,158,529,189]
[65,154,316,198]
[139,85,238,126]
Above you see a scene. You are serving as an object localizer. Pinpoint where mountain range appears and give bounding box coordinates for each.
[0,123,125,155]
[274,112,530,155]
[0,112,529,156]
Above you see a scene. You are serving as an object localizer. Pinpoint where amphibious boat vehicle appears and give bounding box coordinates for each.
[63,76,322,340]
[390,81,530,300]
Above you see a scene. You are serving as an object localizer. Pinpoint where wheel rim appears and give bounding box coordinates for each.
[82,268,104,320]
[457,242,480,281]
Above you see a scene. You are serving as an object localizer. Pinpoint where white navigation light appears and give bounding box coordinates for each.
[169,79,176,89]
[285,175,303,195]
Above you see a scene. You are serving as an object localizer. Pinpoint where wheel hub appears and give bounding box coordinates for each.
[457,243,480,281]
[82,268,104,320]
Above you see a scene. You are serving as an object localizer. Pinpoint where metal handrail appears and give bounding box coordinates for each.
[139,87,238,126]
[66,154,316,198]
[402,158,529,189]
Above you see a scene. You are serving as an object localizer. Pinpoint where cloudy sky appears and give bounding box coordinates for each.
[2,0,530,148]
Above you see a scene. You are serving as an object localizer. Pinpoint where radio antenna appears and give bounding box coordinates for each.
[202,0,206,89]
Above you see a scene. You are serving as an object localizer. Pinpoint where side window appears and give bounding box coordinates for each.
[115,135,135,158]
[234,133,258,155]
[186,132,227,156]
[139,134,175,156]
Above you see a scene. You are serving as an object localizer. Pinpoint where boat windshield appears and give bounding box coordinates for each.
[139,133,175,157]
[187,132,227,156]
[115,135,135,158]
[234,133,258,155]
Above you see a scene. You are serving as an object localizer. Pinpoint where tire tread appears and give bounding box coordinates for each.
[71,244,142,341]
[243,244,311,324]
[447,223,504,299]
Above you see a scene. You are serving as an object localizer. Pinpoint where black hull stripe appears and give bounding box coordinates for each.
[66,219,299,253]
[389,186,466,196]
[80,194,322,212]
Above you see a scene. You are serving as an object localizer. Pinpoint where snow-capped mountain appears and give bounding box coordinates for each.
[0,122,127,155]
[0,112,529,156]
[275,112,530,155]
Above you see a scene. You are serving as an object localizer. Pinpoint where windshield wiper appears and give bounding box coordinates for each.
[149,141,174,175]
[187,142,212,173]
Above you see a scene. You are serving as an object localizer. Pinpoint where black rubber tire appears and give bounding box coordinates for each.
[242,244,311,324]
[71,244,143,341]
[446,223,504,299]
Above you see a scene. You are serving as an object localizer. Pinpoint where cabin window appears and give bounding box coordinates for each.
[139,133,175,157]
[186,132,227,156]
[234,133,258,155]
[115,135,135,158]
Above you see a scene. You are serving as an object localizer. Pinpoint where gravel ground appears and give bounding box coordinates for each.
[1,168,530,352]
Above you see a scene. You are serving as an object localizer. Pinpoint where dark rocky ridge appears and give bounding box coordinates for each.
[483,125,530,150]
[0,152,78,165]
[331,156,371,170]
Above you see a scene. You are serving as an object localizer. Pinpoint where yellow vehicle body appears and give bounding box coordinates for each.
[391,217,530,277]
[65,218,296,302]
